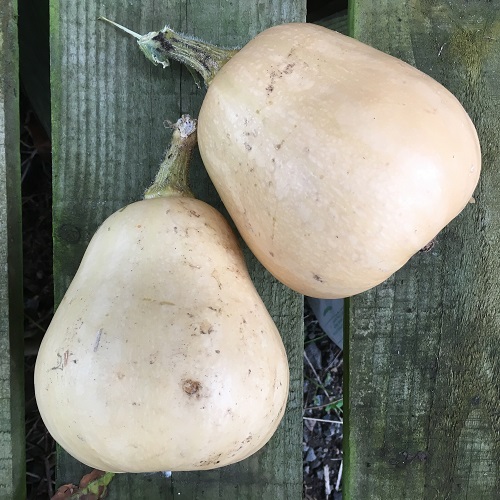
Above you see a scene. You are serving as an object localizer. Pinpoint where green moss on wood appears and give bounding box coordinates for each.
[346,1,500,498]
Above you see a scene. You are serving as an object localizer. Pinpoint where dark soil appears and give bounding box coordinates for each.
[303,303,343,499]
[21,91,56,499]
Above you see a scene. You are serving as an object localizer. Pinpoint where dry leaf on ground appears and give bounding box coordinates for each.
[50,470,114,500]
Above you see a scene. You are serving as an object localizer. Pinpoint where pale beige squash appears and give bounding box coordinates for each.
[34,117,289,473]
[197,24,481,298]
[100,20,481,298]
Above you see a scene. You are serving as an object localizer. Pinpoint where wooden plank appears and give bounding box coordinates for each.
[50,1,305,498]
[346,1,500,498]
[0,0,26,498]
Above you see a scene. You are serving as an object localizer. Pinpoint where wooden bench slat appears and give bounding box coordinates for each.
[346,1,500,498]
[0,0,26,498]
[50,1,305,498]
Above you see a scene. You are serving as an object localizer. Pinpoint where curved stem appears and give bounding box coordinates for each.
[99,17,238,86]
[97,17,141,39]
[144,115,197,200]
[139,29,238,85]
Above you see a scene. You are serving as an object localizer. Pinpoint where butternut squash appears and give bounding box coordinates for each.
[100,19,481,298]
[34,116,289,472]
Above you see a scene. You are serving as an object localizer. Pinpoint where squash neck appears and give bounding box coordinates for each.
[144,115,197,200]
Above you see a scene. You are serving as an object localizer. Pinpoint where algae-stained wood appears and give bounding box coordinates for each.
[0,0,25,498]
[346,1,500,498]
[50,1,305,498]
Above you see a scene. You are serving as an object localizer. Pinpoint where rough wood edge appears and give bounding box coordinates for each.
[0,0,27,498]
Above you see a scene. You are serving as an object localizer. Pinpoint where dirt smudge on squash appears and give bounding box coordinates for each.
[266,62,296,96]
[142,297,175,306]
[182,379,202,397]
[211,270,222,289]
[200,320,213,335]
[198,452,223,467]
[50,349,74,371]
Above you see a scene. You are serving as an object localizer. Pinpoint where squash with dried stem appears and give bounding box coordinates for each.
[99,18,481,299]
[34,116,289,473]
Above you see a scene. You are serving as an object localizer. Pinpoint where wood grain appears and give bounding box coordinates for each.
[0,0,26,497]
[49,1,305,498]
[346,1,500,498]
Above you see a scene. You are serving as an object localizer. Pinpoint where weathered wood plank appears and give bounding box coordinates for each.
[0,0,26,498]
[346,1,500,498]
[50,1,305,498]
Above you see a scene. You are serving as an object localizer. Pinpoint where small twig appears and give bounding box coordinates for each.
[20,138,34,149]
[25,415,41,440]
[324,464,331,498]
[303,417,343,425]
[304,333,328,345]
[304,398,343,412]
[24,312,48,333]
[36,432,47,446]
[304,351,331,399]
[325,352,343,372]
[335,460,343,492]
[45,455,54,498]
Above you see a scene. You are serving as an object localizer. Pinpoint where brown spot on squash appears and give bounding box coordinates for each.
[200,320,213,335]
[182,379,202,396]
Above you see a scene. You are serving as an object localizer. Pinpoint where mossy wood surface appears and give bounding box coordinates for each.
[0,0,25,498]
[50,1,305,498]
[346,1,500,498]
